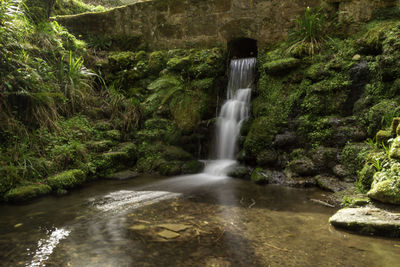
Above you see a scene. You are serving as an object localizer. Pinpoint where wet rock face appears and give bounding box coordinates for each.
[54,0,393,50]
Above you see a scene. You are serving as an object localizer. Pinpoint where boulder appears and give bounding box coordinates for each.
[389,136,400,159]
[287,158,316,176]
[329,207,400,237]
[368,177,400,205]
[272,131,298,148]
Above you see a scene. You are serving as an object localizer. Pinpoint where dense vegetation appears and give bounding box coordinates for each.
[2,0,400,211]
[0,0,224,202]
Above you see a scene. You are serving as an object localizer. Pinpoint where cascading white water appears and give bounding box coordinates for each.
[204,57,257,176]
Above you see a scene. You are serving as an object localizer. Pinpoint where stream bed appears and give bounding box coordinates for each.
[1,173,399,267]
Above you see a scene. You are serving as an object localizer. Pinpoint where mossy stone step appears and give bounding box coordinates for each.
[4,184,52,203]
[47,169,87,190]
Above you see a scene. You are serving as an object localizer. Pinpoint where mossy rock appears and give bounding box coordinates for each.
[368,178,400,205]
[287,158,316,177]
[375,130,393,146]
[158,161,182,176]
[105,130,122,141]
[389,136,400,159]
[94,121,113,131]
[148,51,167,75]
[47,169,86,190]
[162,146,193,161]
[228,165,251,179]
[390,117,400,135]
[263,58,300,75]
[367,100,400,136]
[167,56,191,72]
[107,51,136,72]
[256,149,277,166]
[102,151,130,166]
[341,142,370,176]
[358,164,376,193]
[87,140,114,153]
[244,116,278,157]
[251,167,267,184]
[4,184,52,203]
[169,90,208,133]
[117,142,137,162]
[305,63,329,81]
[181,160,204,174]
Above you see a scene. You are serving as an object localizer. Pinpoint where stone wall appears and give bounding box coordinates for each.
[55,0,399,50]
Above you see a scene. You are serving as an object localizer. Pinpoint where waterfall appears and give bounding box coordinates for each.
[204,57,257,176]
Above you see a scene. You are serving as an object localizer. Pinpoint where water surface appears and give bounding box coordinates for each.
[1,174,399,266]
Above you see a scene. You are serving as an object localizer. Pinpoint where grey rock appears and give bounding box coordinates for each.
[329,207,400,237]
[272,131,297,148]
[287,158,316,176]
[315,175,349,192]
[228,165,252,179]
[332,164,349,179]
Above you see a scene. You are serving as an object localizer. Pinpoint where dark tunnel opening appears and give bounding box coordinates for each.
[228,38,258,59]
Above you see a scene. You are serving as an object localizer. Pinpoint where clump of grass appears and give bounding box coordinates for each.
[288,7,327,57]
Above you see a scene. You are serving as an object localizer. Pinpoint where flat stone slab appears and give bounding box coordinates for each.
[105,170,138,180]
[329,207,400,237]
[158,230,180,239]
[157,223,190,232]
[128,224,147,231]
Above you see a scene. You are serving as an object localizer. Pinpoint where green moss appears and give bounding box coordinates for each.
[148,51,167,75]
[169,90,209,133]
[47,169,86,190]
[104,130,122,141]
[367,100,400,136]
[244,116,278,158]
[167,56,191,72]
[376,130,393,146]
[357,164,376,193]
[368,177,400,204]
[391,117,400,135]
[87,140,113,152]
[117,142,137,162]
[251,168,267,183]
[137,118,181,145]
[158,161,182,176]
[4,184,52,202]
[389,136,400,160]
[107,52,136,72]
[305,62,329,81]
[181,160,204,174]
[94,121,113,131]
[263,58,300,75]
[341,142,370,176]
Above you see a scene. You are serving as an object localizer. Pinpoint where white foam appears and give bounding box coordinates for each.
[95,190,181,212]
[27,228,70,267]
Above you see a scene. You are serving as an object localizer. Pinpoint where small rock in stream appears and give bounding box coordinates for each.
[158,230,180,239]
[157,223,190,232]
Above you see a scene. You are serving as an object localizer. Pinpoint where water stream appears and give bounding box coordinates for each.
[205,57,256,176]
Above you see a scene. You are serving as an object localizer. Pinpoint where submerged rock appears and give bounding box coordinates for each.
[158,229,180,239]
[329,207,400,237]
[105,170,138,180]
